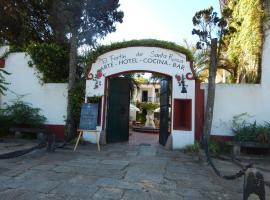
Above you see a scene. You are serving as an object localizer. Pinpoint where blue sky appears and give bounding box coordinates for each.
[100,0,221,46]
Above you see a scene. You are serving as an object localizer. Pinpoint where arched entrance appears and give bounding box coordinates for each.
[105,71,172,146]
[85,40,204,149]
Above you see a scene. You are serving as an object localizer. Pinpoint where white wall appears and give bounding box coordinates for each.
[0,50,68,125]
[203,27,270,136]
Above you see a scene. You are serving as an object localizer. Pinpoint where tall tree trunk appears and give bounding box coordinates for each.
[203,38,218,142]
[66,26,78,139]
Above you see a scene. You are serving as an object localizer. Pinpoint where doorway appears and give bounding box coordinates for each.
[106,77,131,143]
[106,72,172,146]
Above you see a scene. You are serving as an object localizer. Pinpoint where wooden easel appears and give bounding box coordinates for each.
[73,129,100,151]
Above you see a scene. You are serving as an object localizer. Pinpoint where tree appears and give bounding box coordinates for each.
[0,0,124,138]
[52,0,124,138]
[0,0,58,46]
[192,7,228,142]
[182,39,209,82]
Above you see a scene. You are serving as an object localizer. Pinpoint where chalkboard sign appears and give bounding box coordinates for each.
[79,103,98,130]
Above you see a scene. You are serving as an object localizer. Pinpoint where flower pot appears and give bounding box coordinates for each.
[0,58,5,68]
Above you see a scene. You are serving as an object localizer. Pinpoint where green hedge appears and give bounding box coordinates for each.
[0,100,46,136]
[26,43,69,83]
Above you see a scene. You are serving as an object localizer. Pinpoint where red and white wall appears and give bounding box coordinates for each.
[0,47,67,140]
[1,26,270,147]
[204,25,270,138]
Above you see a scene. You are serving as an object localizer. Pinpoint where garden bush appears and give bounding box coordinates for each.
[0,100,46,136]
[185,142,200,153]
[208,139,231,155]
[232,113,270,144]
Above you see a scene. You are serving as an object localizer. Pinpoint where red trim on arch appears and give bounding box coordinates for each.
[195,81,204,141]
[102,78,108,130]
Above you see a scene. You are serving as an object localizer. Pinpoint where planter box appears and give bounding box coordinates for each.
[232,141,270,156]
[234,141,270,148]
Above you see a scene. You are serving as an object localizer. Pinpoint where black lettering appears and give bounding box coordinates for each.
[119,58,138,65]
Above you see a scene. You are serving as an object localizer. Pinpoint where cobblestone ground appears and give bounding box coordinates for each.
[0,143,269,200]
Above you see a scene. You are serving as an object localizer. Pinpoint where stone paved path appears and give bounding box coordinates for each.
[0,143,268,200]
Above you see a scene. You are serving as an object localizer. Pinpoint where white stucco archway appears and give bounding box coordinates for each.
[85,46,201,149]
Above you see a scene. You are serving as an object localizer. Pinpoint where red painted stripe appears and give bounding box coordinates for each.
[195,81,204,141]
[46,125,65,141]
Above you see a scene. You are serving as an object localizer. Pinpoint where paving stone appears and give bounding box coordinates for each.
[61,158,100,167]
[125,151,138,157]
[52,165,79,174]
[50,183,98,198]
[149,190,183,200]
[100,159,129,166]
[6,177,60,193]
[67,174,99,185]
[122,189,151,200]
[0,176,11,191]
[95,178,142,190]
[92,187,123,200]
[0,168,10,176]
[1,143,268,200]
[0,188,28,200]
[138,146,157,156]
[140,179,177,192]
[124,160,166,184]
[30,164,55,170]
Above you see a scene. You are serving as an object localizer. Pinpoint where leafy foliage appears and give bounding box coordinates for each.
[56,0,124,138]
[0,0,63,47]
[0,100,46,136]
[69,80,85,127]
[221,0,264,83]
[26,43,69,83]
[0,0,124,138]
[233,121,270,144]
[232,113,270,144]
[185,142,200,153]
[182,40,209,82]
[135,77,148,84]
[51,0,124,47]
[208,139,231,155]
[192,6,229,143]
[191,6,232,84]
[192,6,227,49]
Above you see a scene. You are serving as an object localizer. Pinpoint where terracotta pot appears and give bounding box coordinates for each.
[0,58,5,68]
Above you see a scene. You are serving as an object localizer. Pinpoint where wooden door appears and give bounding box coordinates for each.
[159,77,171,145]
[106,77,130,143]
